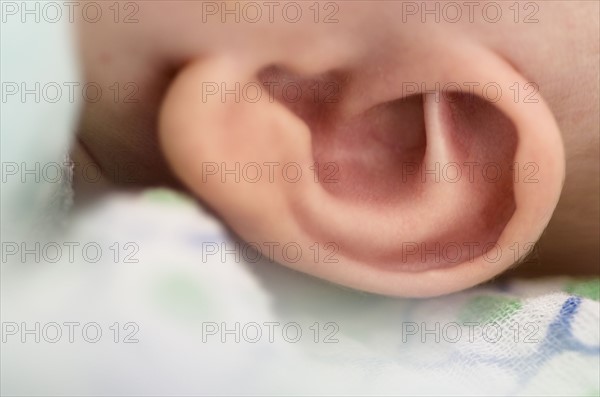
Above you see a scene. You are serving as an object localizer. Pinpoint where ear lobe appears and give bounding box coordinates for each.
[159,51,565,297]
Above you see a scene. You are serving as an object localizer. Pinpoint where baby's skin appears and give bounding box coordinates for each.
[72,1,599,296]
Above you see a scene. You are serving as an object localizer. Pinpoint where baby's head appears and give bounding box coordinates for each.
[74,1,599,296]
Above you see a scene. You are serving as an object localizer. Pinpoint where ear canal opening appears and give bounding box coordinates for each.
[311,93,428,203]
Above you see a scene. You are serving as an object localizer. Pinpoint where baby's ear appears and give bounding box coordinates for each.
[159,52,564,297]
